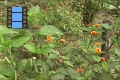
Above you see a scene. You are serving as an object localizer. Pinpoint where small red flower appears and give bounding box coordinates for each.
[101,57,106,61]
[77,68,84,73]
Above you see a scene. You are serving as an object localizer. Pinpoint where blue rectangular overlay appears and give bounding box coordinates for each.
[7,7,28,28]
[12,13,22,21]
[12,22,22,28]
[12,7,22,12]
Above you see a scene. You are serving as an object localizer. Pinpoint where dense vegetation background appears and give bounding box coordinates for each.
[0,0,120,80]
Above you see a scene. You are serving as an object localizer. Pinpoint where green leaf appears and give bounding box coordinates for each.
[67,67,79,79]
[64,61,73,67]
[10,35,30,47]
[2,40,13,47]
[85,69,93,79]
[0,25,18,35]
[39,25,64,35]
[37,47,54,54]
[51,73,65,80]
[0,74,7,80]
[18,59,27,72]
[28,5,41,15]
[101,24,113,30]
[24,44,37,53]
[56,67,68,75]
[92,55,101,62]
[61,56,70,60]
[78,39,88,45]
[102,61,108,71]
[93,65,102,73]
[0,66,13,77]
[49,54,58,59]
[115,47,120,56]
[23,59,33,71]
[77,77,85,80]
[108,61,120,70]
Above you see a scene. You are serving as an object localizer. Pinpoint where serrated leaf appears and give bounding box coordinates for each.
[39,25,64,35]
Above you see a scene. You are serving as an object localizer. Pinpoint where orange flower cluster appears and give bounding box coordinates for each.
[91,31,97,35]
[77,68,84,73]
[95,48,101,54]
[93,23,100,27]
[46,35,52,42]
[101,57,106,61]
[95,42,101,46]
[60,39,65,43]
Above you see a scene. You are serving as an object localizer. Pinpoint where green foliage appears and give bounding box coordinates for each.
[0,0,120,80]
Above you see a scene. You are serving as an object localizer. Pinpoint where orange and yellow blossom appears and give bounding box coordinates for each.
[60,39,65,43]
[95,42,101,46]
[46,35,52,42]
[91,31,98,35]
[93,23,100,27]
[95,48,101,54]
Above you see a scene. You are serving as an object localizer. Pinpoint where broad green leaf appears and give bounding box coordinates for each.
[0,25,18,35]
[102,61,108,71]
[18,59,27,72]
[92,55,101,62]
[0,74,7,80]
[24,44,37,53]
[39,25,64,35]
[10,35,30,47]
[64,61,73,67]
